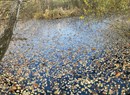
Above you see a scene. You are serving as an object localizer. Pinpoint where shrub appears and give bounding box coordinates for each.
[42,7,81,19]
[33,12,44,19]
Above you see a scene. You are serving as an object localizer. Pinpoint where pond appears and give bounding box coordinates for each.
[0,17,129,95]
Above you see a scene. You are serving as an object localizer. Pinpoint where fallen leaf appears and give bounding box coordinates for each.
[91,48,96,51]
[9,86,17,92]
[33,83,39,88]
[114,64,120,69]
[54,89,60,95]
[115,72,121,77]
[17,68,22,75]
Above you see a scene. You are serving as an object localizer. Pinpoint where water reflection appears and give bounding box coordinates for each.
[0,27,13,61]
[2,18,123,61]
[0,13,17,61]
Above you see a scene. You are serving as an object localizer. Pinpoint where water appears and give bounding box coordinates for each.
[0,17,129,95]
[9,18,110,60]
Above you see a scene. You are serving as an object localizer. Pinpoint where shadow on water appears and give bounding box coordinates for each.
[0,26,13,61]
[0,13,17,61]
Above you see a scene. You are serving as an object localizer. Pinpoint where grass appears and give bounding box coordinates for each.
[33,7,81,19]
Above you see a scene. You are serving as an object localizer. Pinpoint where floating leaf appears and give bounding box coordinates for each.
[91,47,96,51]
[9,86,17,92]
[115,72,121,77]
[33,83,39,88]
[54,89,60,95]
[114,64,120,69]
[17,68,22,75]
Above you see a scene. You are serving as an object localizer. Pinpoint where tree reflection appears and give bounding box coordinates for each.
[0,1,20,61]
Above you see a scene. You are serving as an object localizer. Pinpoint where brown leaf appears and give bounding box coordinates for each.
[114,64,120,69]
[9,86,17,92]
[17,68,22,75]
[91,47,96,51]
[33,83,39,88]
[115,72,121,77]
[95,61,101,67]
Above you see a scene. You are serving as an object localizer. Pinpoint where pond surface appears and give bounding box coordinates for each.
[0,17,130,95]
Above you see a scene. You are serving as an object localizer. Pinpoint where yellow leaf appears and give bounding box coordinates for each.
[80,16,85,19]
[91,47,96,51]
